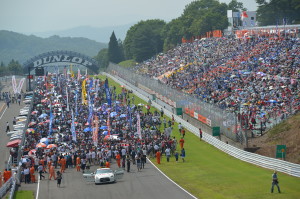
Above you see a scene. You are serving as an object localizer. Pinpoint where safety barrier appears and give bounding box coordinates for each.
[104,72,300,178]
[0,177,13,198]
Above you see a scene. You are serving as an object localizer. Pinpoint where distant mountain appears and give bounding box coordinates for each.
[33,24,134,43]
[0,30,107,65]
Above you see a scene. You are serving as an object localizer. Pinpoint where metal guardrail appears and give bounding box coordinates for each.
[105,72,300,178]
[0,177,13,198]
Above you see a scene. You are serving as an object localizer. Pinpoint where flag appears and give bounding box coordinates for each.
[77,68,81,81]
[48,104,53,136]
[104,78,112,106]
[66,87,69,112]
[75,89,78,116]
[71,110,76,142]
[82,79,87,105]
[93,115,99,146]
[127,105,132,130]
[241,11,248,21]
[107,111,111,135]
[137,113,141,139]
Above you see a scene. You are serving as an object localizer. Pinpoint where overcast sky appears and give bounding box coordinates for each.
[0,0,257,34]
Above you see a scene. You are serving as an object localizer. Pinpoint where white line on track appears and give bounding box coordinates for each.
[147,158,198,199]
[36,177,40,199]
[0,106,7,120]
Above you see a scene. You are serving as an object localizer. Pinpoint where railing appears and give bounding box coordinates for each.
[104,72,300,178]
[0,177,13,198]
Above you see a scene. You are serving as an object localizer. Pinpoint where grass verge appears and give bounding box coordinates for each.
[13,190,34,199]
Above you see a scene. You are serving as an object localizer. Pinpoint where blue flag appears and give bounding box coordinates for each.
[104,79,112,106]
[71,110,76,142]
[48,104,53,136]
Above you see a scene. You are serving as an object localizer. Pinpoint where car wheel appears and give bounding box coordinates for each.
[95,182,99,185]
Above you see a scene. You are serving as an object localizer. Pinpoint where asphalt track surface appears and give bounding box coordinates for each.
[0,78,196,199]
[0,79,26,171]
[36,161,195,199]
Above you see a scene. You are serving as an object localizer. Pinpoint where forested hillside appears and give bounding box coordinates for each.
[0,30,107,65]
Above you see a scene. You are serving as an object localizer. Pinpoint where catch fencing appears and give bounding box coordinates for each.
[107,63,245,143]
[105,72,300,178]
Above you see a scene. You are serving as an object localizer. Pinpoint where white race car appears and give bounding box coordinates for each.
[83,168,124,185]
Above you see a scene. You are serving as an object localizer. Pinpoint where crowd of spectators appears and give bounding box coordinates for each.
[135,33,300,130]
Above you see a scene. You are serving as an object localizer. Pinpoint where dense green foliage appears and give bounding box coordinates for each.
[124,19,166,62]
[108,31,124,64]
[256,0,300,25]
[94,48,109,70]
[0,30,107,66]
[0,59,23,76]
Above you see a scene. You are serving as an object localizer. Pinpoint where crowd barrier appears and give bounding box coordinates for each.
[104,72,300,178]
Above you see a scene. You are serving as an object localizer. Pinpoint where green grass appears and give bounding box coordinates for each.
[13,191,34,199]
[117,59,137,68]
[99,74,300,199]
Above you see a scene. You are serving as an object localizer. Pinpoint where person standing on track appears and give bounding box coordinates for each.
[56,171,62,187]
[6,122,10,132]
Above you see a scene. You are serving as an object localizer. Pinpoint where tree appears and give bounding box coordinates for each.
[95,48,109,69]
[7,59,22,75]
[0,62,7,75]
[124,19,166,62]
[256,0,300,25]
[228,0,246,12]
[108,31,123,64]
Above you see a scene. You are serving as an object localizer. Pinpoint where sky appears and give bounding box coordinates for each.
[0,0,257,34]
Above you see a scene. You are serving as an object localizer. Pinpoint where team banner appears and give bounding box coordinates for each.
[77,68,81,81]
[48,104,53,136]
[93,115,99,146]
[82,79,87,105]
[104,79,112,106]
[71,110,76,142]
[137,113,141,139]
[75,89,78,116]
[107,111,111,135]
[66,87,69,112]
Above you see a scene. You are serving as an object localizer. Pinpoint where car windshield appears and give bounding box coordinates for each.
[96,169,113,174]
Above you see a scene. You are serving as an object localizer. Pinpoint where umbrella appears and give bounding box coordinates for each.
[40,138,49,144]
[36,143,47,148]
[26,128,35,133]
[37,104,43,107]
[138,103,144,106]
[110,112,117,117]
[120,85,125,88]
[28,122,36,127]
[21,157,30,163]
[115,101,121,104]
[104,135,110,141]
[100,126,108,130]
[267,100,277,103]
[6,139,21,147]
[28,149,36,156]
[31,111,38,115]
[46,144,58,149]
[102,131,108,135]
[41,99,48,103]
[38,113,48,118]
[120,114,127,118]
[84,127,92,132]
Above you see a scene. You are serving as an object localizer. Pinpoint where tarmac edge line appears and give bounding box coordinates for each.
[147,158,198,199]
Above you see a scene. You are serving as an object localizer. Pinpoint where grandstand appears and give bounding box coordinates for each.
[130,27,300,145]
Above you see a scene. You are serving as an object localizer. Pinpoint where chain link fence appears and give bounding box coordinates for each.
[107,63,246,143]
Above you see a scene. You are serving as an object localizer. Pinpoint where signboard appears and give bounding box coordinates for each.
[276,145,286,159]
[176,108,183,115]
[35,67,44,76]
[212,127,220,136]
[27,75,33,79]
